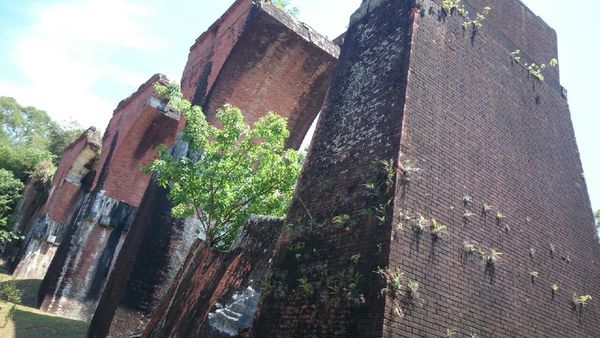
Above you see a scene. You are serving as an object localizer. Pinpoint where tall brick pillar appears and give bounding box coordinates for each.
[7,128,100,279]
[251,0,600,337]
[37,74,180,321]
[87,1,339,337]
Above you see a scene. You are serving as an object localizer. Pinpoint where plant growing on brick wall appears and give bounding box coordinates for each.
[462,6,491,31]
[549,243,556,258]
[551,283,559,299]
[495,211,504,224]
[485,248,502,265]
[147,84,301,250]
[463,210,476,222]
[523,58,558,82]
[406,281,420,300]
[529,247,536,259]
[463,194,473,206]
[396,209,413,232]
[375,267,420,316]
[332,214,350,226]
[350,253,361,265]
[430,218,448,241]
[412,214,430,234]
[446,328,457,337]
[297,277,313,296]
[572,293,592,317]
[375,199,392,225]
[399,159,421,183]
[530,271,539,284]
[463,240,477,254]
[482,202,493,215]
[510,49,521,63]
[441,0,467,16]
[378,159,397,193]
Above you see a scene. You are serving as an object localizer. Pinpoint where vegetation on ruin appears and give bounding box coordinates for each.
[595,209,599,230]
[375,267,421,317]
[441,0,491,32]
[268,0,299,17]
[147,83,302,250]
[510,50,559,81]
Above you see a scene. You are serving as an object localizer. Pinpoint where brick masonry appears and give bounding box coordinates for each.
[36,74,180,321]
[250,0,600,337]
[142,216,283,338]
[87,1,339,337]
[8,129,101,280]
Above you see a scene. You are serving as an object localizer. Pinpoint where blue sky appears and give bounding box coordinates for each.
[0,0,598,213]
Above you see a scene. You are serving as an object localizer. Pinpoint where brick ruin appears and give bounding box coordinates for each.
[87,2,338,337]
[5,0,600,337]
[7,128,101,279]
[251,0,600,336]
[35,74,180,321]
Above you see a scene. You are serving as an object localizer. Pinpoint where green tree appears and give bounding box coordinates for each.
[0,169,24,243]
[0,96,88,181]
[595,209,600,230]
[147,84,301,249]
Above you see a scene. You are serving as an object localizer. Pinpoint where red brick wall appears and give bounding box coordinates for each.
[43,129,99,220]
[252,0,600,337]
[87,2,338,337]
[180,0,255,113]
[142,216,283,338]
[181,0,338,149]
[92,74,178,207]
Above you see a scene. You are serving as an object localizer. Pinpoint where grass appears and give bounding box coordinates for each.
[0,268,88,338]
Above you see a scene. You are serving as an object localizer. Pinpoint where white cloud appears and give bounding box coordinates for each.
[0,0,159,130]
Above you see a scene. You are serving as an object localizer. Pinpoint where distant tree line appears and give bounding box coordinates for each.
[0,96,98,243]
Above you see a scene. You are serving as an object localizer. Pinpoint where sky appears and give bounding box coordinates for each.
[0,0,598,212]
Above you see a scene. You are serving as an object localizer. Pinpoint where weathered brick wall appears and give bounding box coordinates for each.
[88,1,339,336]
[381,0,600,336]
[251,1,416,335]
[37,74,180,321]
[252,0,600,337]
[8,129,100,279]
[92,74,178,207]
[141,216,283,338]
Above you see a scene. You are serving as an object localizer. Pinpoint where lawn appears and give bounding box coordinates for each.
[0,268,88,338]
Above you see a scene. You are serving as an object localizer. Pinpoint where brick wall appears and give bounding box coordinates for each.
[8,129,100,279]
[87,1,339,336]
[142,216,283,338]
[92,74,178,207]
[251,0,600,337]
[37,74,180,321]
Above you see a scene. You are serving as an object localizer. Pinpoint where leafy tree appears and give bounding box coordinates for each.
[147,84,301,249]
[0,96,89,181]
[0,169,24,243]
[595,209,600,230]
